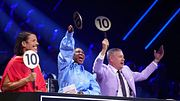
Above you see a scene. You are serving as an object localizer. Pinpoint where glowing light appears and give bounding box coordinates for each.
[122,0,158,40]
[145,8,180,50]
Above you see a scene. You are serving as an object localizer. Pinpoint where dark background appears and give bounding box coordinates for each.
[0,0,179,99]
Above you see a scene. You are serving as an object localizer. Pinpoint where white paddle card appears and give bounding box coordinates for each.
[23,50,39,69]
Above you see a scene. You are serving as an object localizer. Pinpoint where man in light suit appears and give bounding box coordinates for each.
[93,38,164,97]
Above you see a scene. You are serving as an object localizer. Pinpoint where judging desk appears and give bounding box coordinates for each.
[0,92,173,101]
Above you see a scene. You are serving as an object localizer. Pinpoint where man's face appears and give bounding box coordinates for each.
[22,34,39,53]
[110,51,125,70]
[73,48,85,64]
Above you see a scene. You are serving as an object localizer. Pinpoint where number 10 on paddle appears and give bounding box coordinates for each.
[23,50,39,70]
[95,16,111,38]
[23,50,39,90]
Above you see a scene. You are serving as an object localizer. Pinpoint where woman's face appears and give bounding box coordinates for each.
[22,34,39,53]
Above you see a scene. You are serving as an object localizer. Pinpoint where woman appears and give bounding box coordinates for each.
[0,31,47,92]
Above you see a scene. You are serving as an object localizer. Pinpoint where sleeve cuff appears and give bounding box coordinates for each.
[99,52,105,60]
[66,31,74,38]
[152,61,158,66]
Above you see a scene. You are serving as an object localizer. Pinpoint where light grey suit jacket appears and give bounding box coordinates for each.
[93,54,158,97]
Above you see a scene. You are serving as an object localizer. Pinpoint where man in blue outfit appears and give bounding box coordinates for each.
[57,25,100,95]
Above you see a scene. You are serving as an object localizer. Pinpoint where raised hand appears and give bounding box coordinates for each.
[154,45,164,63]
[68,25,74,33]
[102,38,109,51]
[101,38,109,56]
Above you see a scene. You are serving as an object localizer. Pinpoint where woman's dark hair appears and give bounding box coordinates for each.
[14,31,32,56]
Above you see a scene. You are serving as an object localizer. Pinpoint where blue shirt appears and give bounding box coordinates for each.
[57,31,100,95]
